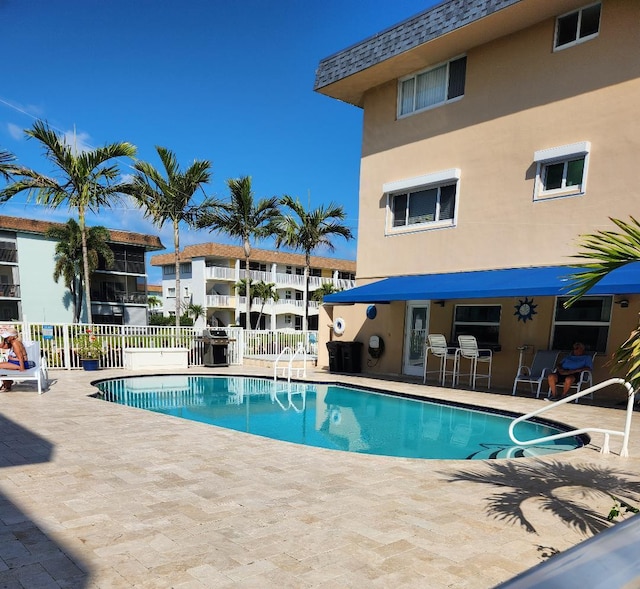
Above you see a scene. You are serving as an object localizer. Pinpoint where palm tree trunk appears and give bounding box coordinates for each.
[303,253,310,332]
[174,220,181,328]
[79,206,93,324]
[244,250,251,329]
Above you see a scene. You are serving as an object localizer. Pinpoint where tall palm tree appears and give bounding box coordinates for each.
[0,121,135,323]
[566,216,640,389]
[129,146,212,327]
[187,303,205,326]
[197,176,280,328]
[46,219,114,322]
[275,195,353,330]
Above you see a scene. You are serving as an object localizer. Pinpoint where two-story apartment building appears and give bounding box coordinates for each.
[151,243,356,330]
[315,0,640,392]
[0,216,163,324]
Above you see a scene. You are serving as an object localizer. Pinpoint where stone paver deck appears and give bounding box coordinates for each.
[1,366,639,588]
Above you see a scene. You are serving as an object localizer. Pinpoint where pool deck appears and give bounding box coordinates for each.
[1,366,640,588]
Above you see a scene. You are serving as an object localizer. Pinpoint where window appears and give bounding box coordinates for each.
[163,266,175,277]
[384,169,460,233]
[167,287,176,297]
[534,141,590,200]
[398,56,466,117]
[555,3,601,50]
[552,296,611,353]
[180,262,192,275]
[452,305,501,350]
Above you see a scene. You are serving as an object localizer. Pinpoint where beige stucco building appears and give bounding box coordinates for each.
[314,0,640,395]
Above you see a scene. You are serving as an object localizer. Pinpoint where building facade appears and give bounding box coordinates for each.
[314,0,640,392]
[151,243,356,330]
[0,216,163,325]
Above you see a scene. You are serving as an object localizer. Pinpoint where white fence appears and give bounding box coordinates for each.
[4,322,318,370]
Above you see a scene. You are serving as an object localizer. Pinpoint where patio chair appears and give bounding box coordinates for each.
[423,334,458,386]
[547,351,597,403]
[456,335,493,390]
[0,341,48,394]
[512,349,559,398]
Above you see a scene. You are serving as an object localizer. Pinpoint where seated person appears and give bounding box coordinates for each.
[0,327,35,392]
[547,342,593,400]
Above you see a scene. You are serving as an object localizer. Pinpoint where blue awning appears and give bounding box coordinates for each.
[324,263,640,304]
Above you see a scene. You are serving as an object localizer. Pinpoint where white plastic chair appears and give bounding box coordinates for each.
[456,335,493,390]
[423,334,458,386]
[512,350,559,398]
[0,341,48,394]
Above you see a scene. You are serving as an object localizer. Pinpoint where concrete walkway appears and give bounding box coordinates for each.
[1,366,639,588]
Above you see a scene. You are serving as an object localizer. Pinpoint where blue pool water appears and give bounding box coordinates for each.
[94,375,584,460]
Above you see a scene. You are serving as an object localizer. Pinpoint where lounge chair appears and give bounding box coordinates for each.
[0,341,49,394]
[547,351,597,403]
[512,349,559,398]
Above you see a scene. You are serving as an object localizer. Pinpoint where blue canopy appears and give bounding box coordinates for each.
[324,264,640,304]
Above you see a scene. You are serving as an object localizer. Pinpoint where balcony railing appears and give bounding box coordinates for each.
[92,292,147,305]
[0,247,18,263]
[205,294,235,308]
[205,265,236,281]
[0,284,20,298]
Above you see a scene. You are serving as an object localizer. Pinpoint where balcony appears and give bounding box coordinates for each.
[205,265,236,281]
[206,294,235,308]
[0,247,18,264]
[0,284,20,298]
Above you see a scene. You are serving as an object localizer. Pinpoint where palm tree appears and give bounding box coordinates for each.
[0,148,16,181]
[0,121,136,323]
[197,176,280,328]
[312,282,339,303]
[128,146,212,327]
[46,219,114,322]
[148,296,161,311]
[187,303,205,326]
[275,195,353,330]
[566,216,640,389]
[253,281,279,330]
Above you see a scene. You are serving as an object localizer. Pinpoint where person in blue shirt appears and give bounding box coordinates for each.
[547,342,594,400]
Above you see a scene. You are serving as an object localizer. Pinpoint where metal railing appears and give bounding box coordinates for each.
[2,321,316,371]
[508,378,636,457]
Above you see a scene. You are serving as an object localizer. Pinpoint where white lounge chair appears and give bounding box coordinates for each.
[512,350,559,398]
[0,341,49,394]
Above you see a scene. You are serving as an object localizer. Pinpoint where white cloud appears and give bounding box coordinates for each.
[62,129,93,154]
[7,123,23,140]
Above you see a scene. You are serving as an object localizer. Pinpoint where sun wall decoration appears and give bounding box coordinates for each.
[514,297,537,323]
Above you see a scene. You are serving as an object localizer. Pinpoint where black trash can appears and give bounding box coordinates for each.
[340,341,363,374]
[326,341,343,373]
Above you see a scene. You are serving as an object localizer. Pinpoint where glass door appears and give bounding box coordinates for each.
[403,301,430,376]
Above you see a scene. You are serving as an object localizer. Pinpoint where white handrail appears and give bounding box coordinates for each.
[509,378,636,457]
[273,346,292,382]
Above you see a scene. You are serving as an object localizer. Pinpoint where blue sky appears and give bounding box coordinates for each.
[1,0,437,284]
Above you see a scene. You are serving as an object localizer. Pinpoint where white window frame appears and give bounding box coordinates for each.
[551,295,611,353]
[554,3,601,51]
[384,169,461,235]
[167,287,176,298]
[397,55,466,118]
[533,141,590,201]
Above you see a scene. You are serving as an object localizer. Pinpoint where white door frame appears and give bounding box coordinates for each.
[403,300,430,376]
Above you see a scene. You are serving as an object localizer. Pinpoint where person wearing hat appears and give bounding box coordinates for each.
[0,327,33,391]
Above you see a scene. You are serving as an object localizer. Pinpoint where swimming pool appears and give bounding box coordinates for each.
[94,375,584,460]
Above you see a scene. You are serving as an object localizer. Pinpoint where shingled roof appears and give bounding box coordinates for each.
[150,242,356,273]
[0,215,164,251]
[314,0,576,106]
[315,0,522,91]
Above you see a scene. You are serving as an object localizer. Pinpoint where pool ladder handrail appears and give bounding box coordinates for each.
[273,344,307,382]
[508,378,636,457]
[270,381,306,412]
